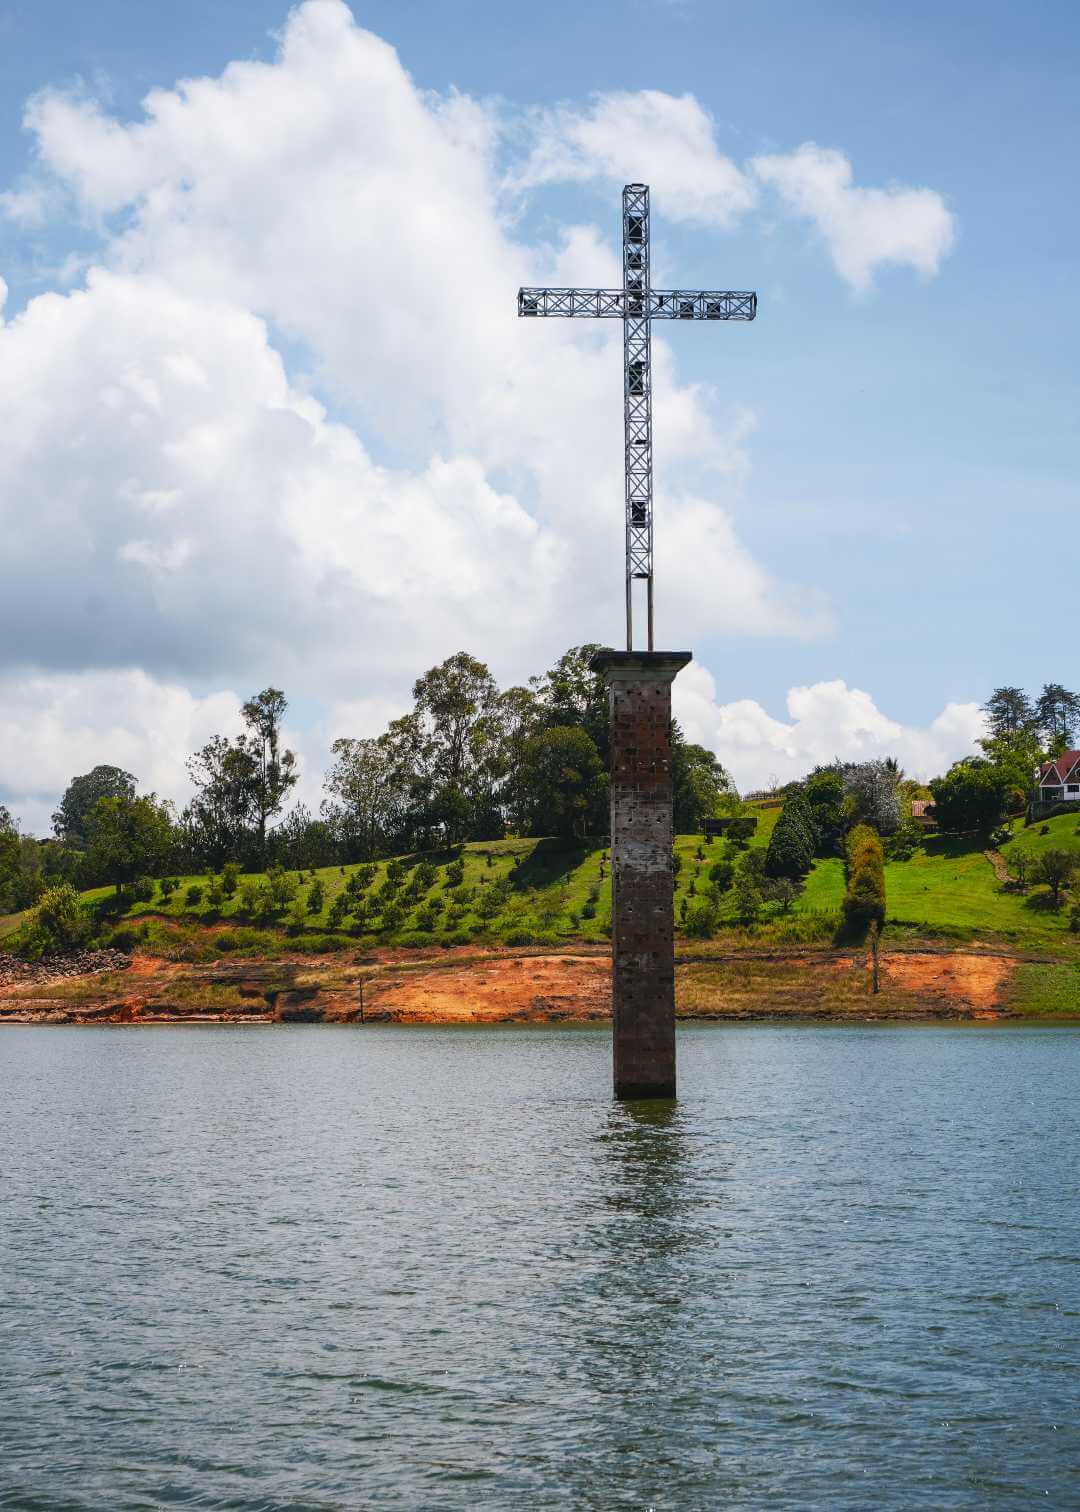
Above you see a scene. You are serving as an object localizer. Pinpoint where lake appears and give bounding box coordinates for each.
[2,1023,1078,1509]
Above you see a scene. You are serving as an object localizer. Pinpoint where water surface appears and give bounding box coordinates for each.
[2,1024,1078,1509]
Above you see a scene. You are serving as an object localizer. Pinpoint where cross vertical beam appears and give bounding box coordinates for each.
[622,184,653,653]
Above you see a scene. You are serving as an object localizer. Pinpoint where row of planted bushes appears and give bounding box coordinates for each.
[842,823,886,931]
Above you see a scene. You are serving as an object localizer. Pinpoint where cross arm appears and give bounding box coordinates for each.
[517,287,757,320]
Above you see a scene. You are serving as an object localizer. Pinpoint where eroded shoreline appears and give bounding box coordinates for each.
[1,943,1070,1026]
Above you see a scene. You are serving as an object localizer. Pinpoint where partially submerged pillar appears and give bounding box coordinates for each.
[590,649,692,1099]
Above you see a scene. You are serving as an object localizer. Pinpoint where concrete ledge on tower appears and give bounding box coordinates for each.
[589,648,692,1100]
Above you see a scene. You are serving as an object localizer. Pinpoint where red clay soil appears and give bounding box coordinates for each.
[0,946,1020,1026]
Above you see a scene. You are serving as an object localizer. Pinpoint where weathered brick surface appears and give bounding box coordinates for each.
[591,650,691,1098]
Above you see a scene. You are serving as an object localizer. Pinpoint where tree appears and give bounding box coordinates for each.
[394,653,507,845]
[52,765,136,845]
[240,688,298,859]
[185,734,261,868]
[1034,849,1077,908]
[518,726,605,839]
[84,794,175,898]
[843,760,900,835]
[322,735,403,859]
[0,805,21,913]
[16,884,92,960]
[1035,684,1080,747]
[982,687,1035,739]
[929,761,1012,835]
[529,644,609,763]
[671,724,735,833]
[765,803,813,879]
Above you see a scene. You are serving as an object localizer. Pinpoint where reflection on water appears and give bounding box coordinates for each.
[1,1023,1079,1510]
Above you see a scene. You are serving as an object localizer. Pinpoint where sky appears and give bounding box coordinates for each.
[1,0,1077,832]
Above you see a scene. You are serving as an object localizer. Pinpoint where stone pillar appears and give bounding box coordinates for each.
[590,649,692,1099]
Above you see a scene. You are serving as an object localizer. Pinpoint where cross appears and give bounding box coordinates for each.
[518,183,757,651]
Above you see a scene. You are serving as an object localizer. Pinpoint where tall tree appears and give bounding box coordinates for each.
[518,725,605,839]
[529,644,609,763]
[1035,683,1080,747]
[185,735,261,869]
[240,688,298,859]
[322,735,403,859]
[84,793,175,898]
[671,724,734,833]
[982,687,1036,738]
[401,653,506,844]
[52,765,136,845]
[0,806,20,913]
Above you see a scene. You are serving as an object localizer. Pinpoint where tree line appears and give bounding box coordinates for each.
[0,645,733,908]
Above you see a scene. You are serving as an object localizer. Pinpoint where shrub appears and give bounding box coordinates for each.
[1070,905,1080,935]
[107,926,142,954]
[442,930,472,947]
[185,884,204,907]
[385,858,408,884]
[841,824,885,931]
[414,904,441,932]
[380,901,406,932]
[884,820,923,862]
[581,897,597,919]
[159,876,179,902]
[127,875,156,904]
[215,930,241,952]
[1034,849,1077,908]
[765,803,812,879]
[504,929,539,946]
[16,884,93,959]
[285,898,307,935]
[266,865,298,912]
[732,872,763,924]
[206,878,225,911]
[326,894,349,930]
[221,862,241,898]
[443,859,465,888]
[398,931,435,949]
[708,858,735,892]
[306,878,325,915]
[682,899,719,939]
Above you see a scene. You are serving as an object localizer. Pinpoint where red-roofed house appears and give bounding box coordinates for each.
[1036,751,1080,807]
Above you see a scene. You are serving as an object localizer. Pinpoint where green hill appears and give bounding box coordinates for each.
[5,800,1079,963]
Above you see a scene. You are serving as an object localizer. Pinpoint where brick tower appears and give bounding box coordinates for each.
[590,649,692,1099]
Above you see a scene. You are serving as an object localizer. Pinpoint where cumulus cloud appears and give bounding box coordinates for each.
[511,89,757,228]
[751,143,956,292]
[674,662,984,791]
[0,1,958,827]
[0,0,825,704]
[0,669,245,833]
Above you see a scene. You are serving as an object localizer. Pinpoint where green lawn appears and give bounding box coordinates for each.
[885,831,1076,946]
[1007,962,1080,1017]
[1001,810,1080,867]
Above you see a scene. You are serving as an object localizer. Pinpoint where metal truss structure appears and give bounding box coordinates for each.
[518,184,757,651]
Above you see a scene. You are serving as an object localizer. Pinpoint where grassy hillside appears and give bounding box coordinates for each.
[5,800,1078,962]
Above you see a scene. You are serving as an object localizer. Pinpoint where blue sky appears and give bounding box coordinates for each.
[0,0,1076,828]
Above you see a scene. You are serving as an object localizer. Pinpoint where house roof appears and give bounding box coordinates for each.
[910,800,935,818]
[1038,750,1080,784]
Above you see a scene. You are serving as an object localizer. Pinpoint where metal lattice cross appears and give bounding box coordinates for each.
[518,183,757,651]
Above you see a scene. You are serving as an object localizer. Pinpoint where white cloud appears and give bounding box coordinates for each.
[0,2,960,826]
[511,89,757,228]
[0,0,825,703]
[0,669,245,833]
[752,143,956,292]
[674,662,984,791]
